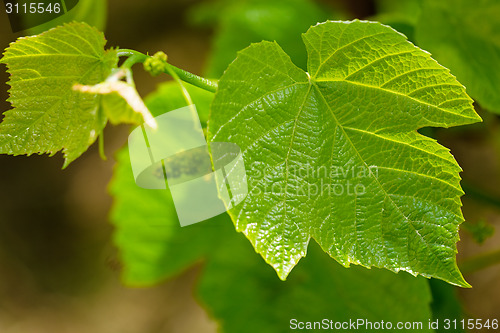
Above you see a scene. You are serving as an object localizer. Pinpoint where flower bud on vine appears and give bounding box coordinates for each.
[144,51,168,76]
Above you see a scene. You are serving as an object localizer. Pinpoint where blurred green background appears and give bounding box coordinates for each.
[0,0,499,332]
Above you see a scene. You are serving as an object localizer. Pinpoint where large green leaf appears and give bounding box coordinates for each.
[0,22,118,167]
[110,82,434,331]
[416,0,500,114]
[208,20,481,287]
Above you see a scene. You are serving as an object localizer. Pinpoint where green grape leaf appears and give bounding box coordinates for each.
[0,22,118,167]
[208,20,481,287]
[416,0,500,113]
[111,79,434,330]
[198,0,331,78]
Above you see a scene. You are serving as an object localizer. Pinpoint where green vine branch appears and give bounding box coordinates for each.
[117,49,218,93]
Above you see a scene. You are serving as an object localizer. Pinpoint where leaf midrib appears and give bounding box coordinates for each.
[310,80,457,280]
[314,78,477,122]
[4,54,99,60]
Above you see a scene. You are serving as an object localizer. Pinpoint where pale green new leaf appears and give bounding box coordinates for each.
[74,78,155,128]
[416,0,500,114]
[100,92,144,126]
[0,22,118,167]
[208,20,481,287]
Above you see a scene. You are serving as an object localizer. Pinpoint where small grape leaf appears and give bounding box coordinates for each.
[208,20,481,287]
[99,90,145,126]
[0,22,118,167]
[416,0,500,114]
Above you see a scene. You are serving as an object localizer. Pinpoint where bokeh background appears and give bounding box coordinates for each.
[0,0,499,332]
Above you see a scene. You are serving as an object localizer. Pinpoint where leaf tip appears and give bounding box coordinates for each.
[450,275,472,289]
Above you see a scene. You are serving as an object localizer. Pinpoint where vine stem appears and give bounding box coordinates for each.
[117,49,218,93]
